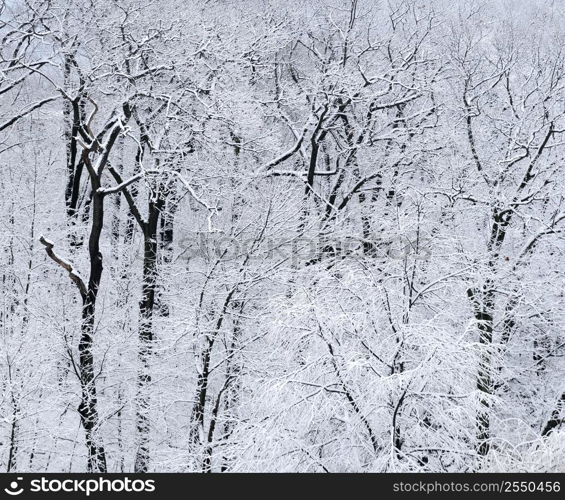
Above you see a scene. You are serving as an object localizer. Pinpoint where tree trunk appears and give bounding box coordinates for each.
[467,283,495,458]
[78,188,107,473]
[542,392,564,437]
[134,201,161,473]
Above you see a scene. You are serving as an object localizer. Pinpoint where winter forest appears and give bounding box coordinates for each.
[0,0,564,474]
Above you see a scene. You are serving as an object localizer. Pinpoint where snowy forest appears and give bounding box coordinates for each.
[0,0,564,473]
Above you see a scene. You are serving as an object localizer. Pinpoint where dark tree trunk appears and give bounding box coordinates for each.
[108,154,164,473]
[42,102,131,472]
[77,109,130,472]
[189,290,236,469]
[156,188,178,316]
[467,284,495,458]
[188,337,214,458]
[63,56,87,249]
[467,208,510,458]
[134,200,162,473]
[78,188,107,473]
[7,390,20,472]
[542,392,564,437]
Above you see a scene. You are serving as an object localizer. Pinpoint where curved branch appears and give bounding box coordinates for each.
[39,236,87,300]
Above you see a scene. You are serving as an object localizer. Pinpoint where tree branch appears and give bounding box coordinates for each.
[39,236,87,299]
